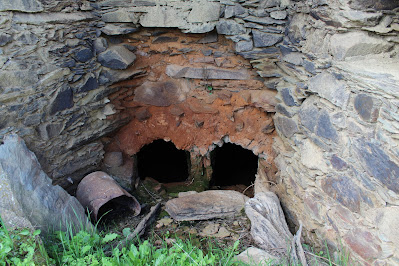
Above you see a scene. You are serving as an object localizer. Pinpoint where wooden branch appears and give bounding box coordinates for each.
[118,203,161,249]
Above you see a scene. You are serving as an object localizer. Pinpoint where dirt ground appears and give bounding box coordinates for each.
[96,179,255,255]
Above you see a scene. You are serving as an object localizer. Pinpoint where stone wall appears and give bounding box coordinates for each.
[273,1,399,264]
[0,0,398,264]
[0,0,128,189]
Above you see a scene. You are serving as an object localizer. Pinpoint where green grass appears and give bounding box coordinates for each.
[1,213,244,265]
[45,227,243,265]
[0,216,51,265]
[1,214,351,266]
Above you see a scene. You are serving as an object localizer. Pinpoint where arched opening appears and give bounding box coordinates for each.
[210,143,258,187]
[137,139,190,183]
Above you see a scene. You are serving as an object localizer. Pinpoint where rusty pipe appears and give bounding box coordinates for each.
[76,171,141,221]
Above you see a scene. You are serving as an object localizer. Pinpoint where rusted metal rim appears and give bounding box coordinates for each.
[76,171,141,221]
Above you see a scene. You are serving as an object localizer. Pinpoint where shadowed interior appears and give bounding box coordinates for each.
[137,140,190,183]
[210,143,258,187]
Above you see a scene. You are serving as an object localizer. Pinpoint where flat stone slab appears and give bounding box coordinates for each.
[166,64,250,80]
[13,12,95,25]
[165,190,249,221]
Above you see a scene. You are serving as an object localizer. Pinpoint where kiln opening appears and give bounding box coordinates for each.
[210,143,258,187]
[137,139,190,183]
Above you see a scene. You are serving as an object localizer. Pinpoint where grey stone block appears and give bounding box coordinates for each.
[252,30,283,47]
[225,3,246,18]
[282,52,303,66]
[235,40,253,52]
[349,0,399,10]
[281,88,297,107]
[330,32,393,60]
[331,112,347,129]
[276,104,294,118]
[187,1,220,23]
[270,10,287,20]
[275,116,298,138]
[61,59,76,68]
[354,138,399,193]
[216,19,246,35]
[354,94,380,122]
[75,48,93,63]
[50,86,74,115]
[98,45,136,70]
[330,155,348,171]
[23,113,41,127]
[316,110,338,141]
[94,37,108,54]
[225,5,235,18]
[303,60,316,74]
[308,72,349,109]
[77,76,99,93]
[299,102,318,132]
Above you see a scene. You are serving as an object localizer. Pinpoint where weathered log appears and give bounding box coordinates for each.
[245,191,293,255]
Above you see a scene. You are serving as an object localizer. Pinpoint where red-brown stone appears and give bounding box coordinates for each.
[343,229,381,262]
[107,28,276,166]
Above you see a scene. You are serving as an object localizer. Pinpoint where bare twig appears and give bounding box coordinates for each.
[242,183,254,195]
[304,251,340,266]
[140,183,160,201]
[169,239,199,266]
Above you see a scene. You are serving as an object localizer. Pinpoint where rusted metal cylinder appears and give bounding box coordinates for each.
[76,171,141,221]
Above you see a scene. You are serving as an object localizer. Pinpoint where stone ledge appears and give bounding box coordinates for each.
[12,12,95,24]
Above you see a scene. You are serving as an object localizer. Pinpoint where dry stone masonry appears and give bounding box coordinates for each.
[0,0,398,264]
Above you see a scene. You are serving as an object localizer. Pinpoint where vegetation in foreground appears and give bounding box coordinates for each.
[0,215,350,266]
